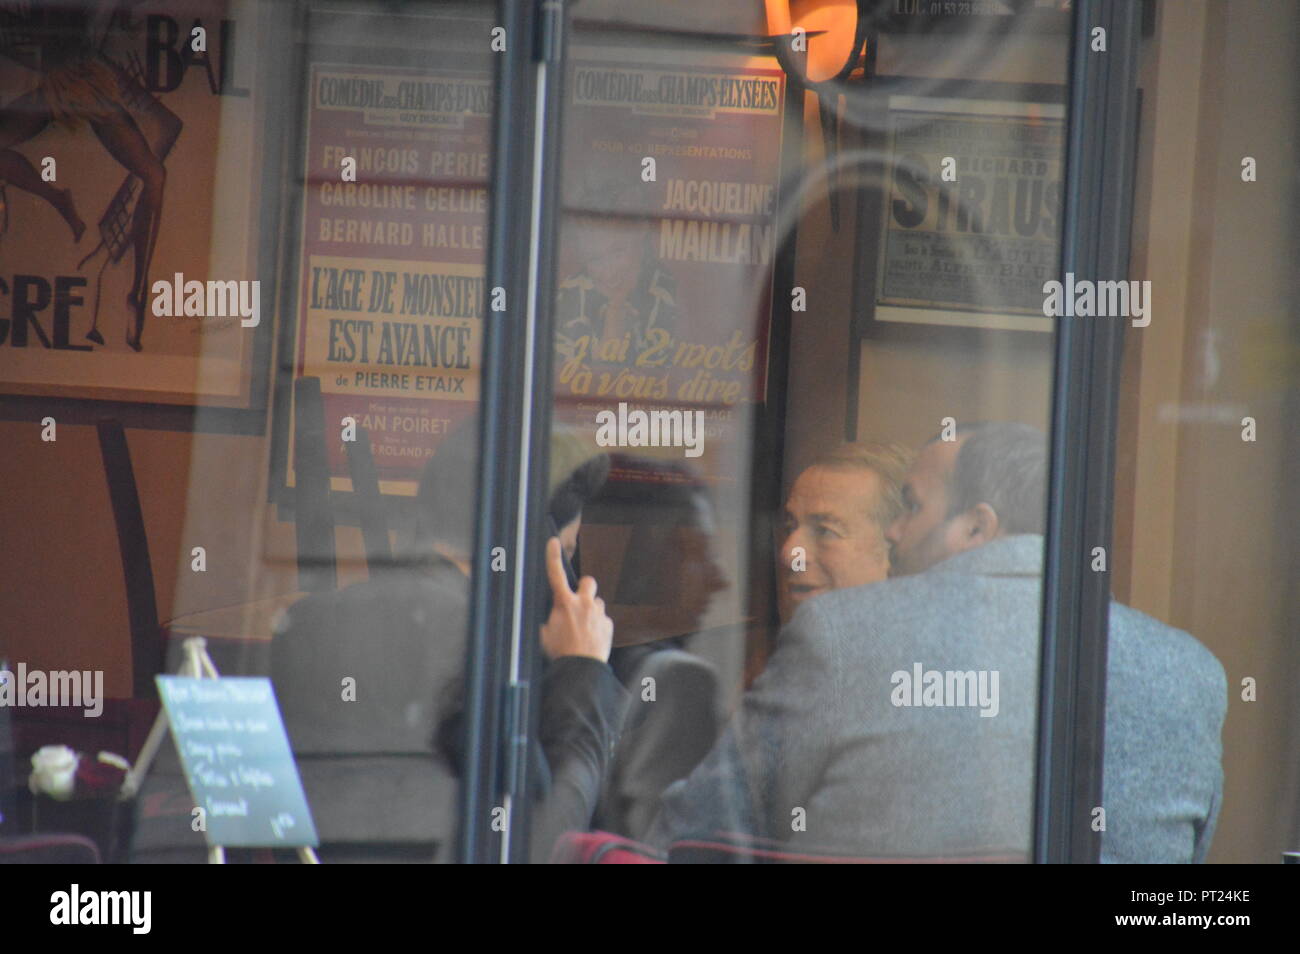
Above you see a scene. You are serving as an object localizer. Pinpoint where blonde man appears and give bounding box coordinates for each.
[777,442,912,622]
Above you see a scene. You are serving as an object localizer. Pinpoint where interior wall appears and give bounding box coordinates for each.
[855,336,1053,449]
[0,421,172,699]
[1113,0,1208,620]
[1107,0,1300,865]
[780,92,854,486]
[0,414,371,699]
[1132,0,1299,864]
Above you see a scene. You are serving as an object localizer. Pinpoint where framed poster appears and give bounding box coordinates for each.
[0,0,277,429]
[552,44,787,488]
[876,0,1074,34]
[874,0,1154,37]
[856,80,1066,336]
[269,6,493,501]
[548,38,795,649]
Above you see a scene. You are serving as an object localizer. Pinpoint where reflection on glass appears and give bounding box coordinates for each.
[6,0,1294,868]
[556,1,1227,866]
[114,2,500,863]
[1109,0,1300,864]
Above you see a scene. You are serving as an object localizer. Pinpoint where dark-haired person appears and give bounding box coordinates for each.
[647,422,1225,863]
[590,461,729,841]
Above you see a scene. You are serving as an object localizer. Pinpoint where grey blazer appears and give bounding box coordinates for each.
[646,535,1226,863]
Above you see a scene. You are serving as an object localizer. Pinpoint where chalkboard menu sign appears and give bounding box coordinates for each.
[156,676,319,848]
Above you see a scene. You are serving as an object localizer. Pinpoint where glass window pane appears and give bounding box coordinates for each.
[1110,0,1300,864]
[0,0,497,863]
[544,1,1072,861]
[11,0,1290,869]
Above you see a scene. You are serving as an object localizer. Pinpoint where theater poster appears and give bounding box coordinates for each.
[872,91,1065,333]
[0,0,269,414]
[284,60,490,495]
[553,46,786,487]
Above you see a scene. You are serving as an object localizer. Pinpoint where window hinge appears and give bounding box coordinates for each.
[536,0,564,64]
[503,680,531,798]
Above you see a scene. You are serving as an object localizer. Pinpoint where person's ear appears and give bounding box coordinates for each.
[968,502,1001,542]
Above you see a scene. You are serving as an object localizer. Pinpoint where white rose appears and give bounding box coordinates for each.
[29,745,79,800]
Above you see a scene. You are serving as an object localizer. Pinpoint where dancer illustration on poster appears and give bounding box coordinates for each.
[0,0,180,351]
[555,211,682,362]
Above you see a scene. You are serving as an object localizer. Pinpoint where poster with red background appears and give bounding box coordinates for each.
[289,61,491,494]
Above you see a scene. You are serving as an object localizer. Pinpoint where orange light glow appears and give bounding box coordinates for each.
[767,1,863,84]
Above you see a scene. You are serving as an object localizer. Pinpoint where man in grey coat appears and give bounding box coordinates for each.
[646,422,1226,862]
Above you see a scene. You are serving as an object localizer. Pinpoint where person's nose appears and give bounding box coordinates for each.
[885,515,903,545]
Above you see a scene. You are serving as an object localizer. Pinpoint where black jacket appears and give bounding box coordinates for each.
[429,556,629,861]
[530,655,629,860]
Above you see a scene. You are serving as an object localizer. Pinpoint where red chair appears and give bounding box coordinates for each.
[668,832,1026,864]
[552,830,1026,864]
[551,831,666,864]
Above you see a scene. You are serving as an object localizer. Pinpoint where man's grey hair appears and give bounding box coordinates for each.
[808,441,914,531]
[931,422,1048,535]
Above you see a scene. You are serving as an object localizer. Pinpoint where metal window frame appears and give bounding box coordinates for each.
[1034,0,1143,864]
[459,0,567,865]
[464,0,1144,865]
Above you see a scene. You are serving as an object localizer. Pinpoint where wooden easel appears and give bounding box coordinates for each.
[123,636,320,864]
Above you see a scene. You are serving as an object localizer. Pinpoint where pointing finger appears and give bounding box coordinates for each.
[545,537,573,602]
